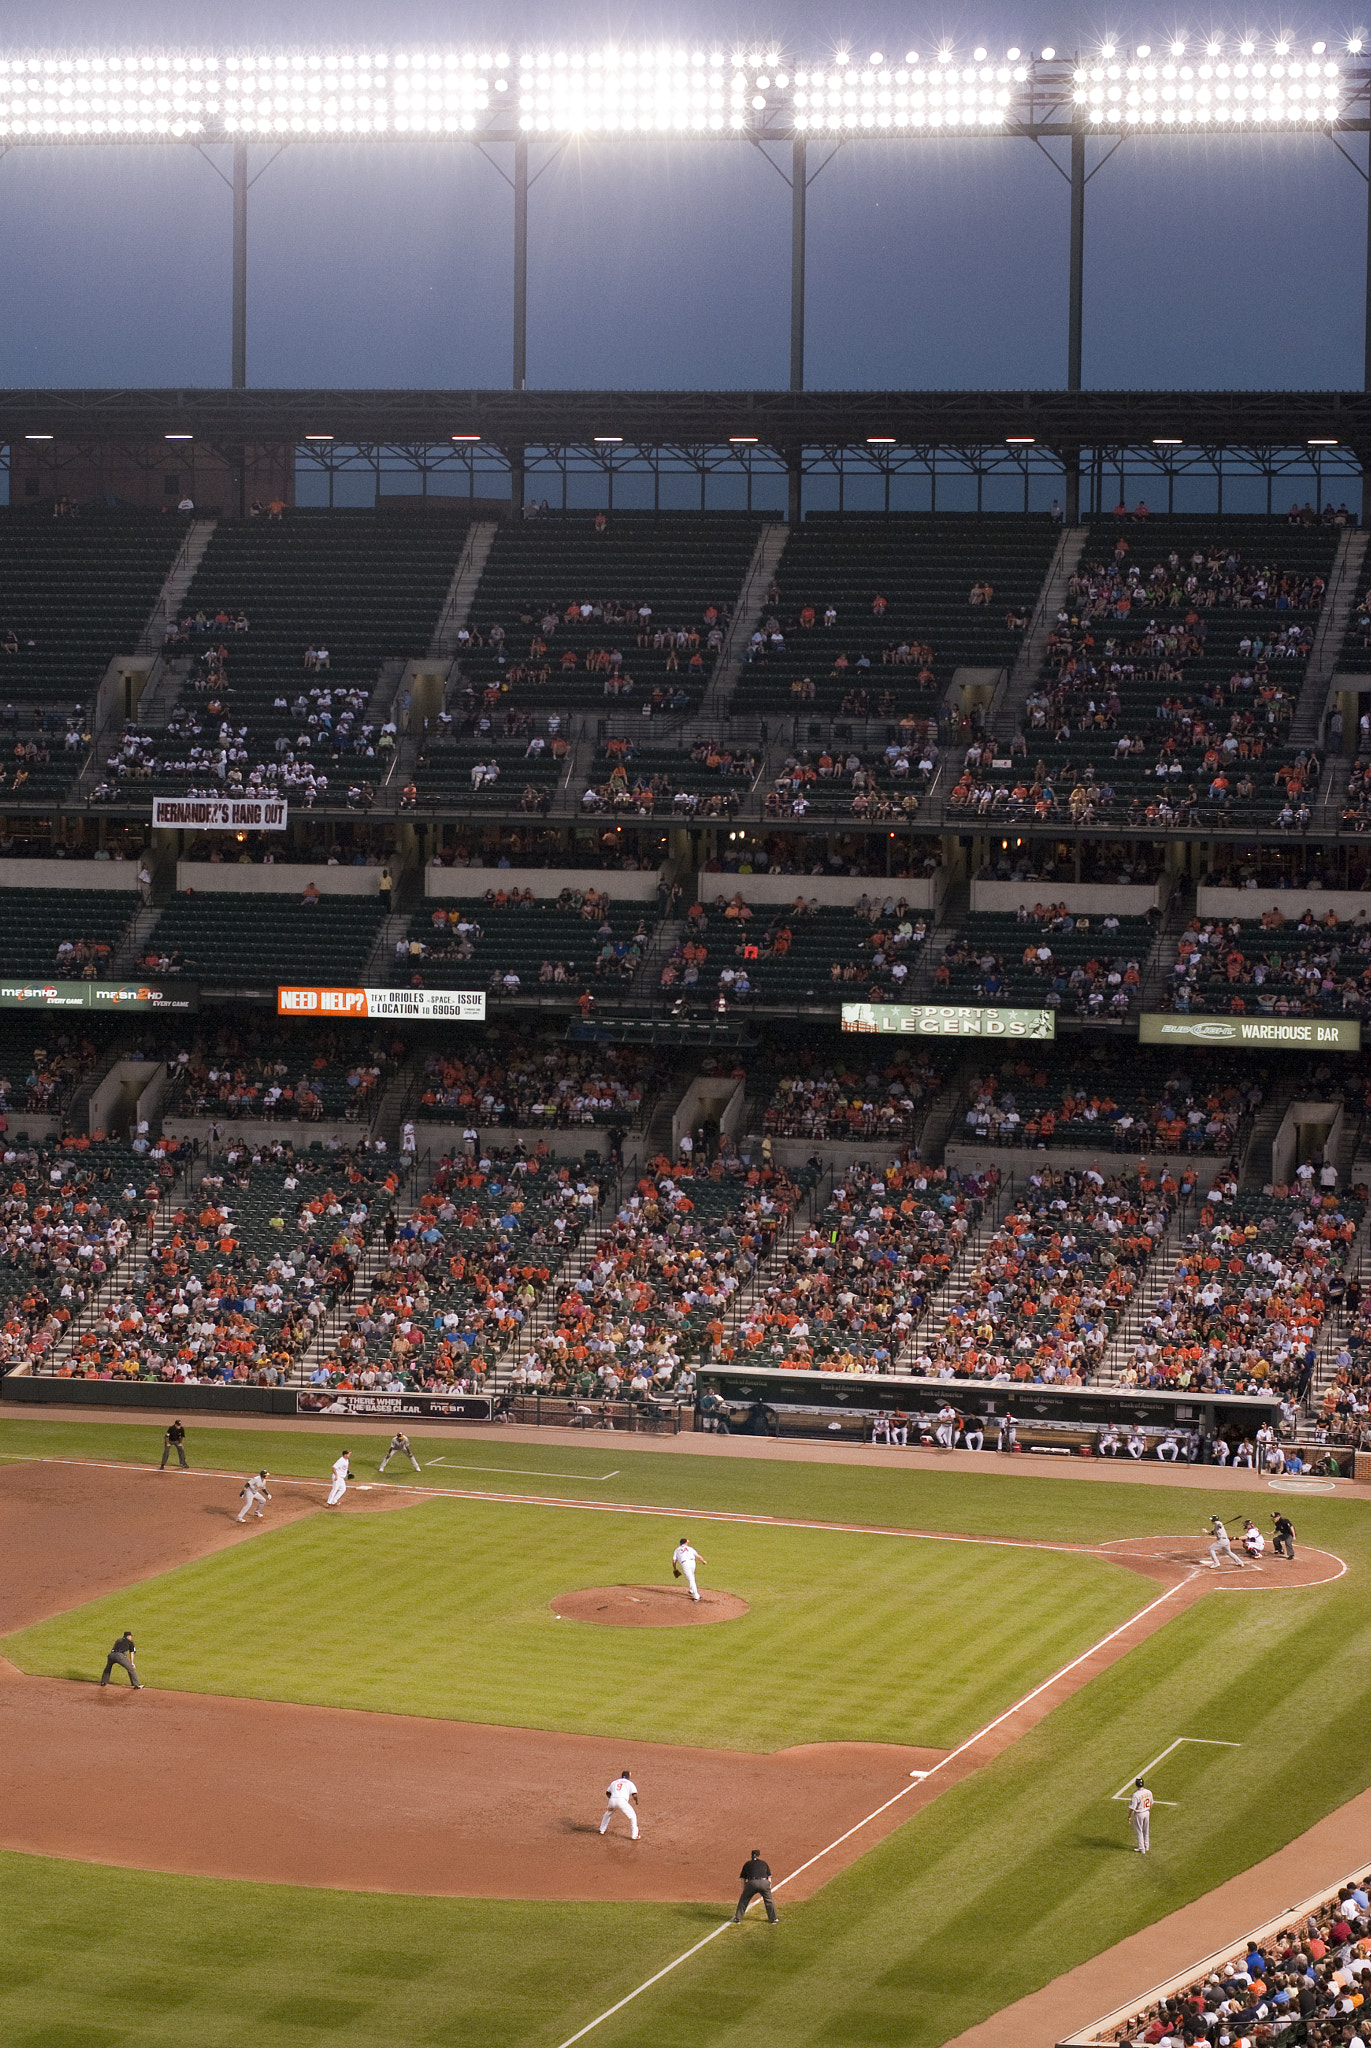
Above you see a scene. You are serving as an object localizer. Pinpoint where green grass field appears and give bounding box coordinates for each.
[2,1414,1369,2048]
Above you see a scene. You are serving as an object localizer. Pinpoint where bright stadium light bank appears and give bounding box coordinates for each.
[5,32,1371,524]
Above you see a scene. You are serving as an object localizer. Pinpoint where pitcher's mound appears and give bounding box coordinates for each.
[550,1584,749,1627]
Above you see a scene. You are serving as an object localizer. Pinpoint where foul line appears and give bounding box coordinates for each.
[426,1458,622,1482]
[551,1568,1199,2048]
[2,1456,1115,1558]
[1110,1736,1242,1803]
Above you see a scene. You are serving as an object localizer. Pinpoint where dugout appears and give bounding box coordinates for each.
[695,1365,1285,1462]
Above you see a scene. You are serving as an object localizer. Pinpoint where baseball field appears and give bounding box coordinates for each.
[0,1412,1367,2048]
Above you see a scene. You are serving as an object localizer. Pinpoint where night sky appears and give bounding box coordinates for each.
[0,3,1364,392]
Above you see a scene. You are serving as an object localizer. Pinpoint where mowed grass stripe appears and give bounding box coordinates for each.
[0,1412,1327,1547]
[2,1498,1150,1751]
[568,1576,1371,2048]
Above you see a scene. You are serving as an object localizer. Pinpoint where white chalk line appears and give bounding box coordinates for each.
[550,1568,1201,2048]
[426,1458,622,1482]
[1110,1735,1242,1803]
[0,1455,1126,1558]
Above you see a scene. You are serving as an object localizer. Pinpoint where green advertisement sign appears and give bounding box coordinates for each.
[842,1002,1056,1040]
[1139,1013,1361,1051]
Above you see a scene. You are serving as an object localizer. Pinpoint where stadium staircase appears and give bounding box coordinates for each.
[430,521,499,659]
[137,518,218,654]
[916,1062,974,1167]
[1096,1200,1192,1382]
[1289,525,1368,745]
[986,523,1087,742]
[1238,1074,1301,1188]
[699,521,787,722]
[901,1169,1022,1358]
[110,904,163,977]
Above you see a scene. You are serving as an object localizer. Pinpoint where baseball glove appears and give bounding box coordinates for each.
[672,1565,682,1579]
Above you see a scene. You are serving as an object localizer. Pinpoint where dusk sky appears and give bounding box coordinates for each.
[0,3,1365,392]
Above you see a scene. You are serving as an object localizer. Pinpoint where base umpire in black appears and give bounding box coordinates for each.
[100,1631,143,1689]
[1272,1512,1297,1560]
[160,1420,188,1469]
[733,1850,778,1923]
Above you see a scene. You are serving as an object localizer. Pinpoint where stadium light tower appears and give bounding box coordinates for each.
[0,34,1368,452]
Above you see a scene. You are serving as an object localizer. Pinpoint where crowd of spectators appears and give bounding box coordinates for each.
[1165,908,1371,1018]
[736,1158,999,1372]
[314,1147,601,1391]
[415,1038,661,1128]
[510,1154,811,1400]
[156,1025,400,1124]
[760,1041,945,1142]
[475,591,727,713]
[581,736,757,819]
[1121,1169,1365,1397]
[922,1166,1174,1383]
[0,1137,181,1370]
[1106,1870,1371,2047]
[765,735,936,821]
[50,1141,397,1387]
[959,1051,1256,1154]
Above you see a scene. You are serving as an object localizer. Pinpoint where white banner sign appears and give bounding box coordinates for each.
[153,797,289,831]
[278,986,486,1021]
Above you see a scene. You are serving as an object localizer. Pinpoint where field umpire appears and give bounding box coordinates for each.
[99,1631,143,1689]
[733,1850,779,1923]
[159,1420,188,1469]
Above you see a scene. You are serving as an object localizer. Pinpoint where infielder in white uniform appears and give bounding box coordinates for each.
[1128,1777,1153,1853]
[1205,1513,1246,1570]
[599,1770,639,1839]
[379,1431,421,1473]
[326,1451,352,1507]
[237,1470,271,1522]
[672,1537,707,1601]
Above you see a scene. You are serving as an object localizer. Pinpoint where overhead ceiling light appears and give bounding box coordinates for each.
[164,432,194,441]
[594,434,622,443]
[866,435,896,444]
[1006,435,1035,444]
[1152,437,1184,445]
[729,435,759,443]
[451,433,481,442]
[304,432,334,441]
[1308,437,1339,446]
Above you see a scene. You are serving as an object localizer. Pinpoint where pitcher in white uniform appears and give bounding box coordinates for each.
[599,1771,639,1839]
[1128,1777,1153,1853]
[672,1537,707,1602]
[326,1452,352,1507]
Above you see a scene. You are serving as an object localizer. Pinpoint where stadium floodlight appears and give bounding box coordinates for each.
[1006,434,1035,443]
[0,39,1362,142]
[728,434,758,443]
[1152,436,1184,444]
[1309,436,1340,444]
[594,433,622,442]
[24,432,52,440]
[866,435,896,443]
[164,431,193,439]
[451,432,481,441]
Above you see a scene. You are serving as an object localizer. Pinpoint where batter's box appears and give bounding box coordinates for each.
[1110,1736,1241,1807]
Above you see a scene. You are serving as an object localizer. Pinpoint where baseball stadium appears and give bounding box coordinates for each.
[2,13,1371,2048]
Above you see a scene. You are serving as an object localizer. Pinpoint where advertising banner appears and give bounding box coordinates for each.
[0,980,198,1011]
[295,1390,493,1421]
[1139,1013,1361,1051]
[152,796,288,831]
[277,986,486,1021]
[842,1001,1056,1040]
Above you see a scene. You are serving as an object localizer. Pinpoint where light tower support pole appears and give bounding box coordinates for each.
[232,141,248,390]
[1065,125,1086,523]
[788,137,806,525]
